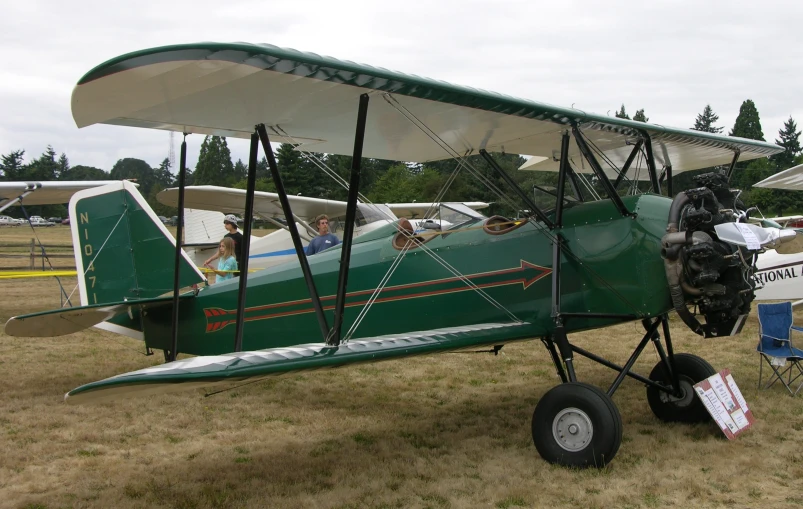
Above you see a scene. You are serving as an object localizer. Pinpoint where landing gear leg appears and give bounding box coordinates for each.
[552,322,576,382]
[535,322,623,467]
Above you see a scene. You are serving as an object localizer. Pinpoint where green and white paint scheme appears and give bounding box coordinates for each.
[5,42,781,407]
[11,180,676,402]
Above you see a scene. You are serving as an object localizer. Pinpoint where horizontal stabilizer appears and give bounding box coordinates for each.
[5,294,195,337]
[65,321,533,404]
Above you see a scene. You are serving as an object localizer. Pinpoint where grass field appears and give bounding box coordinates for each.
[1,228,803,508]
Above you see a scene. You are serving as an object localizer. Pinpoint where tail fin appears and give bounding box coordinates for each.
[184,208,228,245]
[69,181,206,306]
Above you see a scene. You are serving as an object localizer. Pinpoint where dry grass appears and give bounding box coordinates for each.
[2,229,803,509]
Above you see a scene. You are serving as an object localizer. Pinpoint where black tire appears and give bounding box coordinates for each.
[646,353,715,423]
[532,382,622,468]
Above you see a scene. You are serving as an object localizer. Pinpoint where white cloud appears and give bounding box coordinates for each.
[1,0,801,171]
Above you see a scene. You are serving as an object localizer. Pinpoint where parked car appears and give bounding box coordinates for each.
[62,218,70,225]
[0,215,20,226]
[157,216,169,224]
[28,216,55,227]
[47,217,62,223]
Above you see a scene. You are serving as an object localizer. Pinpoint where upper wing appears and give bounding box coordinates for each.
[387,202,489,219]
[754,163,803,190]
[65,321,534,404]
[0,181,132,208]
[72,43,781,176]
[158,185,348,220]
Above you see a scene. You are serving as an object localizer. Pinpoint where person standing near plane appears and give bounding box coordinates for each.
[305,214,341,255]
[204,214,244,275]
[204,237,238,282]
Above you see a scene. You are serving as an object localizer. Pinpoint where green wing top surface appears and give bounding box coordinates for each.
[72,42,781,175]
[65,321,533,404]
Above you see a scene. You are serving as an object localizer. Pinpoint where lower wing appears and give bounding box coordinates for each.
[65,321,535,404]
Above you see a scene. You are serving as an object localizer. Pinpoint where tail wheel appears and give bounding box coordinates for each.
[532,382,622,468]
[646,353,715,423]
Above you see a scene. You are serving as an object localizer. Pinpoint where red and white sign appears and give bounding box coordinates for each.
[693,369,755,439]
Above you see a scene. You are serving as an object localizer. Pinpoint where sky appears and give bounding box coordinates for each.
[1,0,801,174]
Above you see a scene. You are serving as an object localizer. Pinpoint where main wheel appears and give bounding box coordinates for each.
[646,353,715,423]
[532,382,622,468]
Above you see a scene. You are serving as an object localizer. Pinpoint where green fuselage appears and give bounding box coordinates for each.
[143,194,673,356]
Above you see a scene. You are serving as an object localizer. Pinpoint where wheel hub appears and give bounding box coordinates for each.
[552,407,593,452]
[659,376,695,407]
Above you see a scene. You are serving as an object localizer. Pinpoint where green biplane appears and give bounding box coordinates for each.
[5,43,792,467]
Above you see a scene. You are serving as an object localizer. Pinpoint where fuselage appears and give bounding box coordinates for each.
[754,248,803,301]
[184,220,396,270]
[142,194,674,356]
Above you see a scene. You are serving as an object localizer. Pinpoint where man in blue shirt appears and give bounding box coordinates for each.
[306,214,341,255]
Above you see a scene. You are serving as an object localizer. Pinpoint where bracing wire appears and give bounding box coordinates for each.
[270,96,647,335]
[19,203,73,307]
[381,94,643,317]
[268,124,524,338]
[62,211,128,305]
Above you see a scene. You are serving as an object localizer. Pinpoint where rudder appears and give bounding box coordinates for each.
[69,181,206,307]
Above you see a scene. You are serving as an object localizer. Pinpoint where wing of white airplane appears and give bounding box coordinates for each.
[160,186,489,224]
[0,181,134,209]
[158,185,348,220]
[754,164,803,190]
[387,202,489,219]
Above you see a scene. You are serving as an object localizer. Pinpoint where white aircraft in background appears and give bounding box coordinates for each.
[751,163,803,301]
[0,181,134,214]
[158,185,489,270]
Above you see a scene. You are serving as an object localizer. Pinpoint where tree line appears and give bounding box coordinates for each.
[1,101,801,219]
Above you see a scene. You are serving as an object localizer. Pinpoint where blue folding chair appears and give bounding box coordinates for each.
[757,302,803,396]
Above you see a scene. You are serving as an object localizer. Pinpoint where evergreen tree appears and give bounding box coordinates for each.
[772,116,801,170]
[56,153,69,178]
[276,143,306,194]
[193,136,235,185]
[110,158,157,196]
[60,165,109,181]
[0,149,26,180]
[153,158,174,188]
[633,109,649,122]
[368,164,417,203]
[233,159,247,183]
[360,158,395,191]
[148,161,177,218]
[24,146,59,181]
[410,168,448,204]
[691,105,724,133]
[256,156,270,181]
[729,100,764,141]
[615,105,630,120]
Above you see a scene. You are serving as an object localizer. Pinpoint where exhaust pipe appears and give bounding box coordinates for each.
[662,193,705,336]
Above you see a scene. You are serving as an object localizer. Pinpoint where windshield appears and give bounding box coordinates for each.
[356,203,397,225]
[439,203,485,230]
[329,203,398,234]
